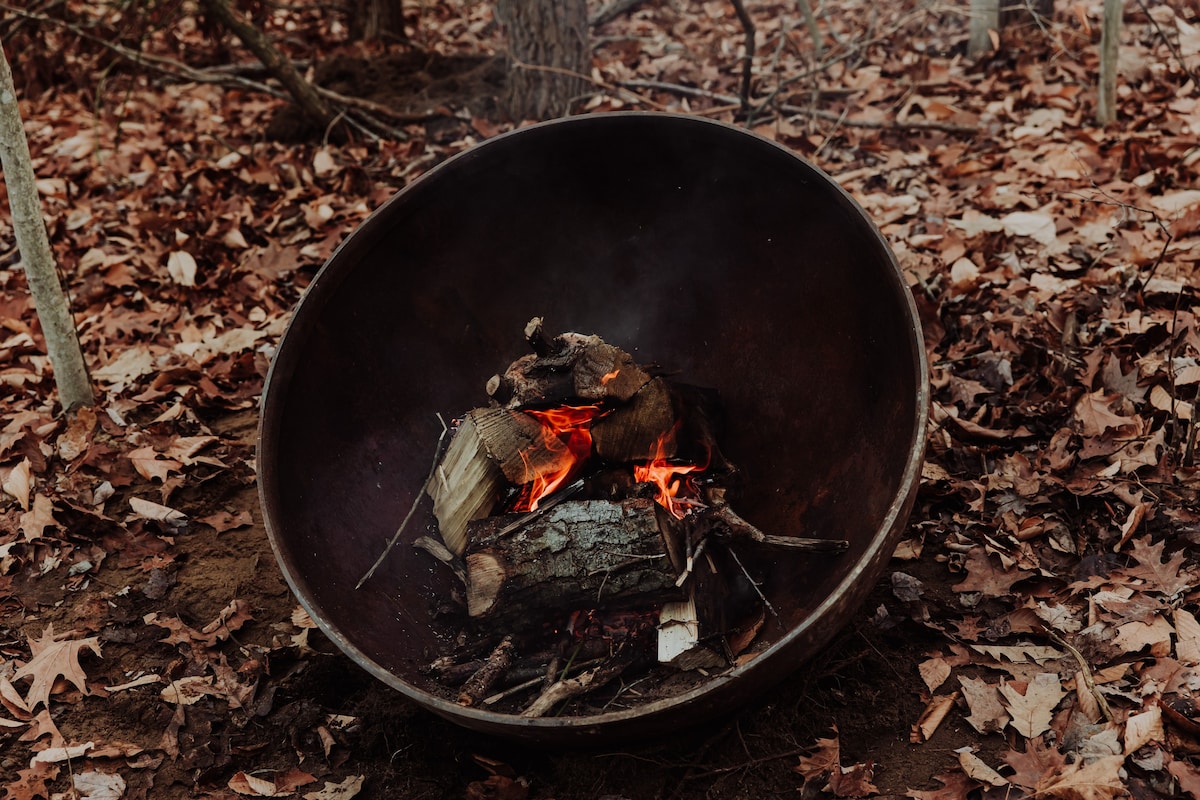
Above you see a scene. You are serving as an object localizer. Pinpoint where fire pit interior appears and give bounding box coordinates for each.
[258,113,928,744]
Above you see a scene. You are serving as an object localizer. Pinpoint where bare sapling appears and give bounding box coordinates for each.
[0,37,93,410]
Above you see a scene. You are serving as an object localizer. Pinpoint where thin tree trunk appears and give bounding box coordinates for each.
[0,37,93,411]
[495,0,589,120]
[1097,0,1120,123]
[200,0,338,132]
[968,0,999,57]
[348,0,407,42]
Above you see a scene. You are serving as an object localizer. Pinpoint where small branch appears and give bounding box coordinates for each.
[457,636,515,707]
[726,545,778,617]
[520,660,629,718]
[1045,628,1114,723]
[356,415,449,589]
[706,505,849,553]
[729,0,757,115]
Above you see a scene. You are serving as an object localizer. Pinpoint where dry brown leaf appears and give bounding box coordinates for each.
[1034,753,1125,800]
[999,672,1066,739]
[19,494,56,540]
[56,406,96,462]
[918,657,951,693]
[1168,756,1200,800]
[129,497,187,527]
[911,691,958,743]
[127,446,184,482]
[12,625,102,710]
[303,776,364,800]
[959,675,1010,734]
[72,771,126,800]
[957,750,1007,787]
[1175,608,1200,665]
[1124,705,1165,754]
[1113,616,1175,657]
[3,457,32,511]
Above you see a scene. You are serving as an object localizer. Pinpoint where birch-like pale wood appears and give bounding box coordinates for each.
[0,38,94,410]
[1097,0,1122,123]
[968,0,999,57]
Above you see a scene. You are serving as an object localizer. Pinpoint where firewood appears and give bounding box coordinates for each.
[572,342,651,403]
[591,377,677,462]
[426,414,503,556]
[457,635,515,707]
[463,499,684,627]
[467,406,569,485]
[520,660,630,717]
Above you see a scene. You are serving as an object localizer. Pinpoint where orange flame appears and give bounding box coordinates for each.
[513,404,604,511]
[633,431,707,519]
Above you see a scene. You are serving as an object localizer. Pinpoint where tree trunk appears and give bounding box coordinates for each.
[200,0,338,133]
[1097,0,1120,123]
[968,0,999,57]
[494,0,589,120]
[0,37,94,411]
[346,0,407,43]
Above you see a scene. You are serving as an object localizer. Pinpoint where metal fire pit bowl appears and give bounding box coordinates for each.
[259,112,928,745]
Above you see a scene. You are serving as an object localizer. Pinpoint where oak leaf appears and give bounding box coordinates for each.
[999,672,1066,738]
[303,776,364,800]
[1074,391,1139,438]
[1034,753,1125,800]
[1122,536,1193,598]
[905,770,978,800]
[1168,755,1200,800]
[12,625,102,710]
[127,446,183,482]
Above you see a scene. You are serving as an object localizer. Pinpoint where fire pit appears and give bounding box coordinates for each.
[258,112,928,744]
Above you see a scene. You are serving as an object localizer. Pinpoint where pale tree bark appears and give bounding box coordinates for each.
[495,0,589,120]
[1097,0,1121,123]
[968,0,999,57]
[347,0,407,42]
[0,37,93,410]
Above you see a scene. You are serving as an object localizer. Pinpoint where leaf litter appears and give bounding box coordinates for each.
[2,0,1200,798]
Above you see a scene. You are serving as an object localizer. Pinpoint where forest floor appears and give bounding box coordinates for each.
[2,0,1200,798]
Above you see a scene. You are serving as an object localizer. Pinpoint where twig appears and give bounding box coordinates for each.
[355,415,450,589]
[520,660,630,717]
[1132,0,1198,85]
[1044,628,1114,723]
[481,657,606,706]
[457,636,515,707]
[726,545,778,617]
[729,0,757,115]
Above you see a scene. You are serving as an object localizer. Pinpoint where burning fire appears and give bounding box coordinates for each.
[634,431,707,519]
[513,404,605,511]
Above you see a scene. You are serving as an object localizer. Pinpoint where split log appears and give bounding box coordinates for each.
[427,414,503,556]
[592,377,677,462]
[463,498,684,627]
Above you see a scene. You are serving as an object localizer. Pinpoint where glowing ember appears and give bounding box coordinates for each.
[599,369,622,385]
[633,431,707,519]
[513,404,605,511]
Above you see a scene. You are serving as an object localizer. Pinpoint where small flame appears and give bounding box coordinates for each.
[600,369,621,385]
[513,404,604,511]
[633,430,707,519]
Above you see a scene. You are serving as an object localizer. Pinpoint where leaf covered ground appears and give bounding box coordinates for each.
[2,0,1200,798]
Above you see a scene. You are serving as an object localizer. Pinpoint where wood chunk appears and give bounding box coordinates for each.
[427,415,502,556]
[457,636,515,707]
[591,377,677,462]
[464,499,684,627]
[573,342,651,403]
[467,406,567,485]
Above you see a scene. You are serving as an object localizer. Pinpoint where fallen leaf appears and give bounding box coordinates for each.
[957,750,1007,787]
[303,776,364,800]
[1125,704,1165,754]
[31,742,95,764]
[56,406,97,462]
[129,497,187,527]
[1034,753,1125,800]
[999,672,1066,738]
[198,509,253,533]
[1175,608,1200,664]
[12,626,102,710]
[1168,756,1200,800]
[19,494,56,540]
[959,675,1010,734]
[3,457,32,510]
[73,771,126,800]
[127,446,184,482]
[1002,210,1057,244]
[167,250,198,286]
[918,657,951,693]
[160,676,219,706]
[911,692,958,743]
[1113,615,1175,657]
